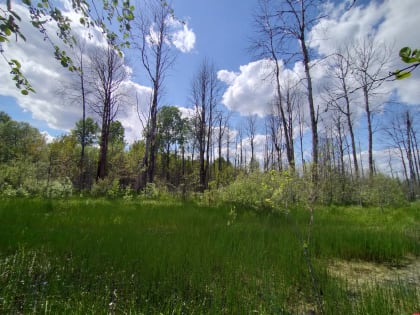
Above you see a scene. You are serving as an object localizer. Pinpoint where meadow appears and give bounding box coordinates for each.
[0,198,419,314]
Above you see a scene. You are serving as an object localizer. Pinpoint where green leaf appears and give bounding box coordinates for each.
[401,56,418,64]
[21,89,29,95]
[396,71,411,80]
[10,59,22,68]
[399,47,411,59]
[413,49,420,61]
[4,27,12,36]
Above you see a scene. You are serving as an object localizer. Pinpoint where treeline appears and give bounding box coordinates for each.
[0,110,416,207]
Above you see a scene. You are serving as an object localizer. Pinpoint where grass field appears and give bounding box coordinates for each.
[0,198,419,314]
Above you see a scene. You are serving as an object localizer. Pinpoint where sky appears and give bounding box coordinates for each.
[1,0,420,174]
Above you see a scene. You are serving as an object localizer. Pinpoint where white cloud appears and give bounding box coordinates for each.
[177,106,195,119]
[170,22,196,53]
[217,59,276,117]
[309,0,420,106]
[146,16,196,53]
[41,131,56,144]
[309,1,386,56]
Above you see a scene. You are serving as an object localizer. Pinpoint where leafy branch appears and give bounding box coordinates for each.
[0,0,135,95]
[394,47,420,80]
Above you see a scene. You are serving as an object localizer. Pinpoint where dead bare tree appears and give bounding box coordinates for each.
[326,49,359,178]
[58,39,92,189]
[246,114,258,171]
[89,44,127,181]
[191,59,219,191]
[251,0,295,170]
[133,0,176,185]
[279,0,323,181]
[351,37,392,178]
[384,110,420,200]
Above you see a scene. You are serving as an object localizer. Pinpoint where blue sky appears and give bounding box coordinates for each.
[1,0,420,174]
[140,0,257,107]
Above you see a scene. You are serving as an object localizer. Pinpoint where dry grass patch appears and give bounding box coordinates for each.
[327,256,420,287]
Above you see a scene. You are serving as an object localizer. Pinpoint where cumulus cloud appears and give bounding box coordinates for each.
[309,0,420,106]
[217,59,276,117]
[146,16,196,53]
[169,19,196,53]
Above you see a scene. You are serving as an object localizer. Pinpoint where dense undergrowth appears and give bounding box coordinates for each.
[0,198,418,314]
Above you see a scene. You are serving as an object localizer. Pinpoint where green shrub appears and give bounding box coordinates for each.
[358,175,407,207]
[45,177,73,198]
[91,178,121,198]
[141,182,160,199]
[208,170,307,212]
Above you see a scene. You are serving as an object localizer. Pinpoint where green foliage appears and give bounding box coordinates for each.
[71,117,99,146]
[204,169,408,212]
[206,170,306,212]
[394,46,420,80]
[0,113,47,163]
[45,177,73,198]
[358,175,407,207]
[91,178,121,198]
[399,47,420,64]
[0,160,40,196]
[141,182,160,199]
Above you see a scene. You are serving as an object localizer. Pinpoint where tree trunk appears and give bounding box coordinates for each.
[301,37,318,183]
[363,86,374,178]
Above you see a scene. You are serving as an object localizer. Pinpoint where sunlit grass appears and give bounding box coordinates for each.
[0,198,418,314]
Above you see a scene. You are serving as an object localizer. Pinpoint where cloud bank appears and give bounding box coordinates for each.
[219,0,420,120]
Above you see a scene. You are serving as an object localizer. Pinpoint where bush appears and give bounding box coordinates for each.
[141,182,160,199]
[207,170,307,212]
[358,175,407,207]
[45,177,73,198]
[91,178,121,198]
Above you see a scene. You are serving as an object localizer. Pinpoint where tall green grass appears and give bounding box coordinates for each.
[0,198,418,314]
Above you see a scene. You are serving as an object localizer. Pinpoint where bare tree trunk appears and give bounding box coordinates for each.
[301,35,318,183]
[246,114,257,171]
[134,0,176,185]
[192,59,219,191]
[352,37,391,179]
[90,45,127,181]
[363,86,374,178]
[406,112,416,200]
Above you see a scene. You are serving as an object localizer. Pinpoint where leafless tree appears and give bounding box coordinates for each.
[58,39,92,189]
[384,110,420,200]
[191,59,219,191]
[351,37,392,177]
[279,0,323,180]
[216,110,230,174]
[326,48,359,178]
[266,112,283,171]
[89,44,127,180]
[251,0,295,170]
[133,0,176,184]
[246,114,258,171]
